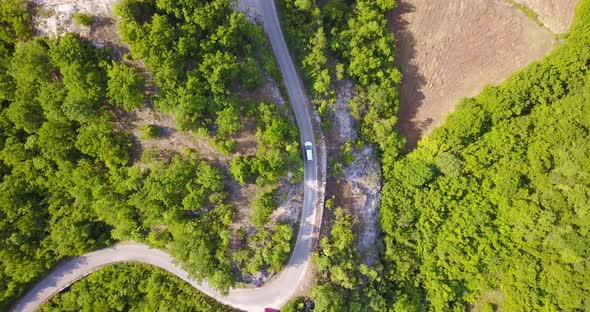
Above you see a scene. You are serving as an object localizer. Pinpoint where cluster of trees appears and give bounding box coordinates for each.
[115,0,271,140]
[309,204,392,311]
[251,188,279,228]
[279,0,404,155]
[229,102,301,190]
[380,2,590,310]
[232,224,293,276]
[0,3,243,308]
[0,0,304,309]
[0,29,123,307]
[228,102,300,275]
[106,61,145,111]
[278,0,333,117]
[279,1,590,311]
[42,264,237,311]
[334,1,404,158]
[115,1,300,278]
[278,1,404,311]
[282,296,315,312]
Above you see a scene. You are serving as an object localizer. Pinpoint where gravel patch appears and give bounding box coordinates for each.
[331,80,382,265]
[271,175,304,225]
[333,80,357,142]
[31,0,119,44]
[234,0,262,23]
[344,146,382,265]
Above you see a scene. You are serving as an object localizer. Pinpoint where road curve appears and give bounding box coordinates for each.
[11,1,324,311]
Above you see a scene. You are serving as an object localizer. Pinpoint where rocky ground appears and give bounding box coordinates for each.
[327,80,382,265]
[235,0,262,23]
[31,0,121,48]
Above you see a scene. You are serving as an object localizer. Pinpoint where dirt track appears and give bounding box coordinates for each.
[393,0,564,148]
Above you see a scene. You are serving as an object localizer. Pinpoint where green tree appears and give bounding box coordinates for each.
[302,27,330,96]
[216,106,241,137]
[379,2,590,309]
[240,56,263,90]
[0,0,32,44]
[199,51,238,95]
[251,188,278,228]
[75,121,131,167]
[42,264,238,312]
[107,61,145,111]
[229,155,253,185]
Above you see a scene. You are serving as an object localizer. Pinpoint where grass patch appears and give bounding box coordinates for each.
[139,124,160,140]
[504,0,546,29]
[72,13,94,27]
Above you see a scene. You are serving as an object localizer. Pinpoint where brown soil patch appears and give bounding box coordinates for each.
[513,0,578,33]
[121,108,231,166]
[321,179,354,238]
[392,0,557,149]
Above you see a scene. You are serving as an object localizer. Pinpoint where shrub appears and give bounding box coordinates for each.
[229,155,254,185]
[251,188,278,228]
[72,13,94,26]
[107,62,145,111]
[140,124,159,140]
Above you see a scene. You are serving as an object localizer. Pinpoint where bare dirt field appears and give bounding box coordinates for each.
[392,0,560,148]
[513,0,578,33]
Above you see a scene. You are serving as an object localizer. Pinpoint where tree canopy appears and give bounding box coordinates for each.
[380,2,590,310]
[42,264,237,312]
[115,0,268,133]
[280,0,590,311]
[0,6,240,308]
[1,0,304,308]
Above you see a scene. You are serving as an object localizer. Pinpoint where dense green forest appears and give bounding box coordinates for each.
[278,0,403,310]
[41,264,237,312]
[280,0,590,311]
[115,0,278,138]
[380,1,590,310]
[279,0,404,155]
[0,0,300,309]
[3,0,590,310]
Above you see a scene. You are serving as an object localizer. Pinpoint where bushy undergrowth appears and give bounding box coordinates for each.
[380,2,590,310]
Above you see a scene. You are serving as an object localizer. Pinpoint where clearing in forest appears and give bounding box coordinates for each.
[393,0,574,148]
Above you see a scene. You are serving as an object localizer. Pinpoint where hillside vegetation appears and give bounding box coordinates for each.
[380,1,590,310]
[0,0,299,309]
[279,0,590,311]
[279,0,404,155]
[3,0,589,310]
[41,264,237,312]
[277,0,403,310]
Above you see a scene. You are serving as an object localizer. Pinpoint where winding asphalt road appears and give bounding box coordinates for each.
[11,1,324,311]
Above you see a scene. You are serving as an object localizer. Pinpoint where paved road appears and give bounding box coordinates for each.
[11,0,324,311]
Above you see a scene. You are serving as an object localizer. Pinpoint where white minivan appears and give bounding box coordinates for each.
[304,141,313,162]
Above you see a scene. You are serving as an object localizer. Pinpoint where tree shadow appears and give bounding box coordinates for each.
[89,15,131,61]
[390,1,427,150]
